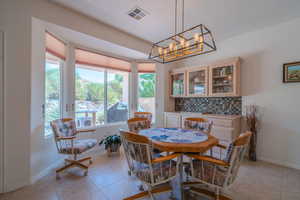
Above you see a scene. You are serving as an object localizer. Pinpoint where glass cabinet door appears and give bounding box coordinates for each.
[171,72,185,96]
[187,67,208,96]
[211,65,234,94]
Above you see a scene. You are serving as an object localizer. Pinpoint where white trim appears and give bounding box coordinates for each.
[30,159,63,184]
[0,30,4,193]
[30,150,106,184]
[258,156,300,170]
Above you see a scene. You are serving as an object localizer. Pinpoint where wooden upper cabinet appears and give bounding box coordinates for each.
[209,58,240,97]
[187,66,209,97]
[170,70,186,97]
[170,57,240,97]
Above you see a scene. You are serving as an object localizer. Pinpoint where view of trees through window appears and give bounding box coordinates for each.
[44,59,61,136]
[138,73,156,122]
[44,61,156,131]
[75,65,129,128]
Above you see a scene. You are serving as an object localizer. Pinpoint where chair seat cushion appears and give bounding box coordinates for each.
[192,160,228,187]
[61,139,97,154]
[134,160,177,184]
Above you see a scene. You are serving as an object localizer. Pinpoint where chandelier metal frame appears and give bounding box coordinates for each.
[148,0,217,63]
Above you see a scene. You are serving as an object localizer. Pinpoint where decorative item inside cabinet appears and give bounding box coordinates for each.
[212,65,234,93]
[170,71,186,97]
[187,66,208,96]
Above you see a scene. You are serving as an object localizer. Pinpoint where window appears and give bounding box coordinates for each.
[75,65,105,127]
[107,70,129,123]
[74,48,131,128]
[44,53,63,136]
[75,65,129,128]
[137,63,156,122]
[44,32,65,137]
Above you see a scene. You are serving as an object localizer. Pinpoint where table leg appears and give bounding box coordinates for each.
[171,154,184,200]
[179,154,184,200]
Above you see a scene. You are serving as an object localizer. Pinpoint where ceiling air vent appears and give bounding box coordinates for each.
[127,7,148,20]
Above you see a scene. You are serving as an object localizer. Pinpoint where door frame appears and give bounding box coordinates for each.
[0,30,5,193]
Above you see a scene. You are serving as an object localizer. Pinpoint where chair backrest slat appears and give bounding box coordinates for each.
[134,112,152,122]
[50,118,77,154]
[224,131,252,186]
[184,117,213,135]
[127,117,150,133]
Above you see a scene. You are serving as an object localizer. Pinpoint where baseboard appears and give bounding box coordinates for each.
[30,159,64,184]
[258,156,300,170]
[30,150,105,184]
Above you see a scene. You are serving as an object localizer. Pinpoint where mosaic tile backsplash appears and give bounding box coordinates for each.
[175,97,242,115]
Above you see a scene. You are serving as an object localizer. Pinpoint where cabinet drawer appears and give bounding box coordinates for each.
[211,126,234,142]
[207,118,233,128]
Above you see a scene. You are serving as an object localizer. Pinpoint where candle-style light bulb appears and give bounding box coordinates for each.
[199,35,204,43]
[185,41,190,48]
[180,39,185,47]
[158,47,163,55]
[194,33,199,43]
[199,35,204,51]
[169,43,173,51]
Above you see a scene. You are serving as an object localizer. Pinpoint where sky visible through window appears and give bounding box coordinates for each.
[77,67,119,83]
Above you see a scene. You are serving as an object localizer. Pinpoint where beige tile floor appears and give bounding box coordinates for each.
[1,151,300,200]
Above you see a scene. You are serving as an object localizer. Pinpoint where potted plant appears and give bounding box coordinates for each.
[99,134,122,156]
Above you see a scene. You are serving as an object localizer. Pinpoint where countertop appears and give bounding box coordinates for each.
[165,112,242,120]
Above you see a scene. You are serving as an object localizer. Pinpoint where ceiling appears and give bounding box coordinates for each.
[45,20,147,60]
[51,0,300,44]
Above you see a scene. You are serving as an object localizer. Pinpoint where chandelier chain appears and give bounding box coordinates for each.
[175,0,177,35]
[182,0,184,32]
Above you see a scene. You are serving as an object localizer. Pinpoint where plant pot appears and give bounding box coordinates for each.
[106,144,121,156]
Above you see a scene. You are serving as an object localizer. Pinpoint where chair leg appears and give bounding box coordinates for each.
[123,185,171,200]
[190,187,231,200]
[215,188,220,200]
[147,185,156,200]
[56,157,92,178]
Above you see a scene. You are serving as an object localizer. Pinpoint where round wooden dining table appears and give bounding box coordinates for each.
[139,128,219,200]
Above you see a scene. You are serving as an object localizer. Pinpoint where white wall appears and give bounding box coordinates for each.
[173,18,300,169]
[0,0,152,192]
[0,1,32,192]
[0,30,4,193]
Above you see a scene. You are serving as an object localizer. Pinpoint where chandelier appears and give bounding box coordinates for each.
[149,0,217,63]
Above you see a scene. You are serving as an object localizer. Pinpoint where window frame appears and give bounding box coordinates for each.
[74,64,131,128]
[44,53,64,138]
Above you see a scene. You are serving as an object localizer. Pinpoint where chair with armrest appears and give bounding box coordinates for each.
[184,117,214,156]
[50,118,97,179]
[184,117,213,135]
[184,131,252,200]
[120,130,180,200]
[127,117,150,133]
[134,112,152,127]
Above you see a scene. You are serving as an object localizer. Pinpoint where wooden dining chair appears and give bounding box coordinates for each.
[184,117,213,135]
[127,117,150,133]
[134,112,152,127]
[120,130,180,200]
[184,131,252,200]
[50,118,97,179]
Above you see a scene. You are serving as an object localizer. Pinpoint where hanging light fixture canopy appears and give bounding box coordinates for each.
[149,0,216,63]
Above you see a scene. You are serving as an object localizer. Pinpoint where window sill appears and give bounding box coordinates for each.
[77,121,127,131]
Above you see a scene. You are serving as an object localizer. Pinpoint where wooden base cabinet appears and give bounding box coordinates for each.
[164,112,241,145]
[164,112,181,128]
